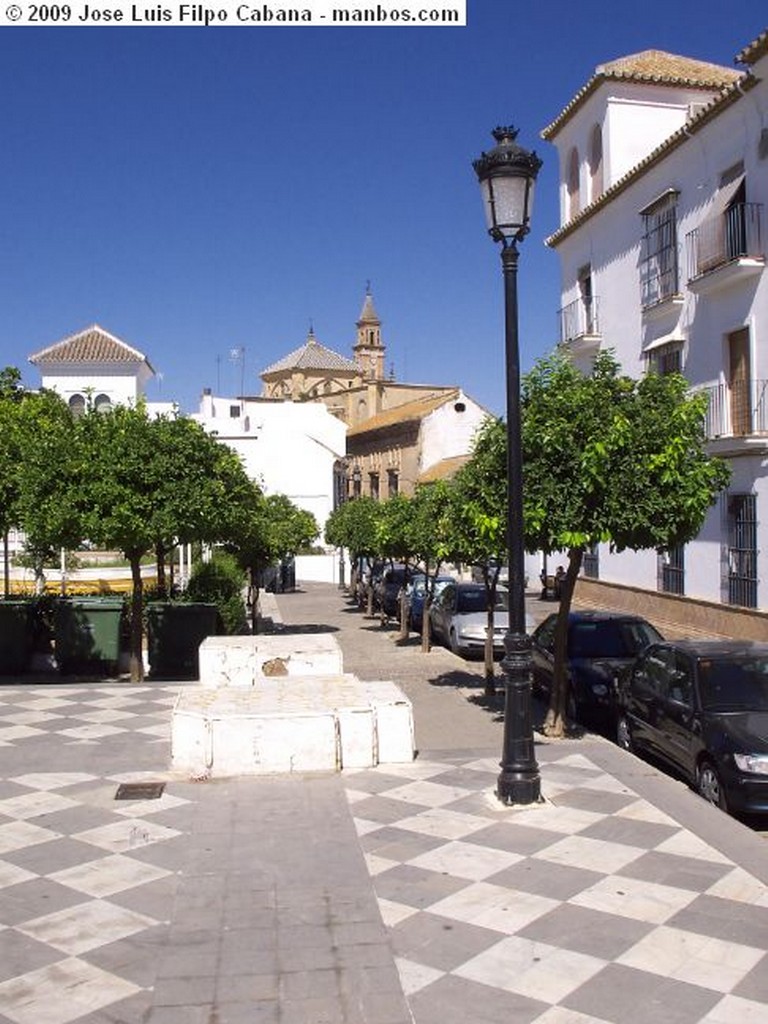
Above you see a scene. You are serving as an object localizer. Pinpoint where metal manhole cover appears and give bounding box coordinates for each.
[115,782,166,801]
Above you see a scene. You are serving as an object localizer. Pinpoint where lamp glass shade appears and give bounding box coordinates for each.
[481,172,534,240]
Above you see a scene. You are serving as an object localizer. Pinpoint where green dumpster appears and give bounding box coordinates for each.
[54,598,124,675]
[146,602,219,679]
[0,600,35,675]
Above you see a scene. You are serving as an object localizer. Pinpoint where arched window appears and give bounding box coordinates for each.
[567,147,580,219]
[69,394,85,417]
[589,125,603,201]
[94,393,112,413]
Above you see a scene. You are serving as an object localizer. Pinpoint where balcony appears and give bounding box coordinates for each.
[686,203,765,292]
[695,379,768,451]
[558,296,600,346]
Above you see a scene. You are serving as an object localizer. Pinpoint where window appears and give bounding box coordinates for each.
[69,393,86,416]
[647,343,682,376]
[567,148,580,219]
[640,191,679,308]
[727,493,758,608]
[588,125,603,201]
[387,469,399,498]
[94,393,112,413]
[369,472,380,501]
[659,544,685,595]
[583,543,599,579]
[229,404,241,418]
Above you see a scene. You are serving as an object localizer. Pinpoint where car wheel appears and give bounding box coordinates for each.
[616,714,633,753]
[697,760,728,811]
[449,629,461,656]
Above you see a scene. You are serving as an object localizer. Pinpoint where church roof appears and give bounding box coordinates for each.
[28,324,154,370]
[348,389,459,437]
[357,289,381,325]
[542,49,740,139]
[261,329,359,376]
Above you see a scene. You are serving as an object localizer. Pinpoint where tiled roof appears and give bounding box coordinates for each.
[348,389,458,437]
[544,71,756,248]
[542,49,740,140]
[28,325,153,368]
[737,28,768,65]
[261,330,359,376]
[419,455,470,483]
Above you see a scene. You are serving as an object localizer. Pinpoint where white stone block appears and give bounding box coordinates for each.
[198,633,343,688]
[170,674,414,777]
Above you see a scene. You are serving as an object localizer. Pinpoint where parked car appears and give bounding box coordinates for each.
[405,573,455,633]
[376,564,412,620]
[531,611,663,725]
[616,639,768,816]
[355,559,384,610]
[430,582,532,658]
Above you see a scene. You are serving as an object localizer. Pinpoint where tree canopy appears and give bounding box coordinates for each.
[521,350,730,734]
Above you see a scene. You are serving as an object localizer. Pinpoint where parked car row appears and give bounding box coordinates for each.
[349,566,768,819]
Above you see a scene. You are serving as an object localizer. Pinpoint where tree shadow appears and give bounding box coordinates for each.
[268,623,340,635]
[426,669,589,739]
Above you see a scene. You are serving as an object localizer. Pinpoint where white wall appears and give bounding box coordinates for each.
[419,391,488,474]
[194,394,347,538]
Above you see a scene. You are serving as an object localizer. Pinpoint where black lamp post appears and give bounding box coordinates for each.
[473,126,542,806]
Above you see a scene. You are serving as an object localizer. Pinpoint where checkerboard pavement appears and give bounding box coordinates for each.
[1,677,768,1024]
[346,751,768,1024]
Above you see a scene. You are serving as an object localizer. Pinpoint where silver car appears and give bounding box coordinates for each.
[431,582,531,658]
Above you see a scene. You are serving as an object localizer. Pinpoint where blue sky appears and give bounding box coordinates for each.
[1,4,764,413]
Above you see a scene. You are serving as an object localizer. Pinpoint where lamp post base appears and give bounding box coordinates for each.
[496,633,541,806]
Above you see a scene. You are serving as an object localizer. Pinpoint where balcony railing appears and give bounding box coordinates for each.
[686,202,764,281]
[558,296,600,344]
[694,379,768,439]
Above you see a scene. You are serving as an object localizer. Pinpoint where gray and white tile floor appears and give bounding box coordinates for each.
[1,678,768,1024]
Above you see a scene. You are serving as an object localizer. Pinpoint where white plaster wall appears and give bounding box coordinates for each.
[39,367,143,406]
[552,80,731,227]
[194,395,347,537]
[419,391,488,473]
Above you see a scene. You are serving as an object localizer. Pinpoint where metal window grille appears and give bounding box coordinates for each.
[583,544,599,579]
[640,201,679,308]
[659,545,685,595]
[727,493,758,608]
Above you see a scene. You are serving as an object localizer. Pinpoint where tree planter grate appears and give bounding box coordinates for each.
[114,782,166,801]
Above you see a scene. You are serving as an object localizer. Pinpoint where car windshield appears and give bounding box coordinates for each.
[455,589,508,614]
[698,657,768,712]
[569,620,660,659]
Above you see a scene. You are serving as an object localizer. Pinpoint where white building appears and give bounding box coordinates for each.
[28,324,174,417]
[193,390,347,535]
[542,32,768,626]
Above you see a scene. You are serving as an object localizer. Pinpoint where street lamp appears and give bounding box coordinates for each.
[473,126,542,806]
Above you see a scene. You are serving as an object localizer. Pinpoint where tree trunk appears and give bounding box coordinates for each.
[249,567,261,634]
[543,547,583,737]
[3,532,8,599]
[484,608,496,696]
[155,542,167,598]
[483,571,500,696]
[129,553,145,683]
[398,586,409,640]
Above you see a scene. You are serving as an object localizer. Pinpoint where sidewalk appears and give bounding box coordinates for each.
[0,583,766,1024]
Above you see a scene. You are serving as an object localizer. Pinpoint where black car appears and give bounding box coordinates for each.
[616,639,768,816]
[376,564,411,620]
[531,611,663,725]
